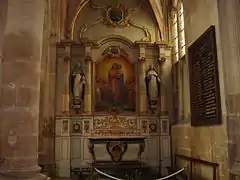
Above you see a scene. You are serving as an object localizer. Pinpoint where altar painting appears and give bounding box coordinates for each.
[95,57,136,113]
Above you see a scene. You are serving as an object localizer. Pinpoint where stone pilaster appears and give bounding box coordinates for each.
[157,56,166,115]
[83,44,93,114]
[156,42,173,118]
[178,61,184,120]
[0,0,47,179]
[218,0,240,168]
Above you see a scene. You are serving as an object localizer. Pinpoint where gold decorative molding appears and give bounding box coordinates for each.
[129,21,152,42]
[93,116,138,130]
[103,4,130,28]
[70,0,90,40]
[84,56,93,62]
[94,35,136,48]
[78,20,152,43]
[70,1,152,42]
[79,18,104,39]
[89,0,105,9]
[78,18,151,43]
[158,57,166,64]
[75,35,137,48]
[90,0,143,12]
[138,57,146,63]
[69,0,163,42]
[102,46,129,58]
[155,41,173,47]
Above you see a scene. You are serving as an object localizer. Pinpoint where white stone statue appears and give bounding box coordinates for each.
[145,64,161,113]
[71,62,85,109]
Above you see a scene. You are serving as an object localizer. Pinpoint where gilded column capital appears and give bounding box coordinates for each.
[83,42,93,47]
[138,56,146,63]
[155,41,173,48]
[85,56,93,62]
[158,57,166,64]
[63,55,70,62]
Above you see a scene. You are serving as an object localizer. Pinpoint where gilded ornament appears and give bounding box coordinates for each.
[104,4,130,27]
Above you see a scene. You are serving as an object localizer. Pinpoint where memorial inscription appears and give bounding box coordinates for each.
[188,26,222,126]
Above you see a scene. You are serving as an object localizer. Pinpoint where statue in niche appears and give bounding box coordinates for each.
[145,64,161,113]
[70,62,85,112]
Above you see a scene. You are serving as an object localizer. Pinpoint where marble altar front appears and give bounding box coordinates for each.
[88,136,146,162]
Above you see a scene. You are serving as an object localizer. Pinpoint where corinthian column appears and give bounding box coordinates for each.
[0,0,47,179]
[218,0,240,166]
[62,56,70,113]
[83,56,92,114]
[137,44,147,115]
[60,45,71,114]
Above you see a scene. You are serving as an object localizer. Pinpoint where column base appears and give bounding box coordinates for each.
[0,173,50,180]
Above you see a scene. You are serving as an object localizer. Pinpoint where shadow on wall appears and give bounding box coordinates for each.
[0,0,8,56]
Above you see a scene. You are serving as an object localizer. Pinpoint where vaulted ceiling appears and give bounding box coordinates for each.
[64,0,172,41]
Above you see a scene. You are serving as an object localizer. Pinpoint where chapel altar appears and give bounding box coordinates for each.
[53,0,172,178]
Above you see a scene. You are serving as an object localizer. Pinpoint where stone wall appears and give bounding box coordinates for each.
[0,0,46,179]
[171,0,229,179]
[38,0,56,166]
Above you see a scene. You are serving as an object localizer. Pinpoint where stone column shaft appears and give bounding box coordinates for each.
[218,0,240,164]
[137,43,147,115]
[0,0,47,179]
[58,56,65,113]
[62,59,70,113]
[60,45,71,114]
[157,55,166,113]
[84,56,92,114]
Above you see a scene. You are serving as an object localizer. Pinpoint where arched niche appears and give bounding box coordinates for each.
[91,36,138,64]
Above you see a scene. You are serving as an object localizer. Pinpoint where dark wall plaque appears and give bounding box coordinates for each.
[188,26,222,126]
